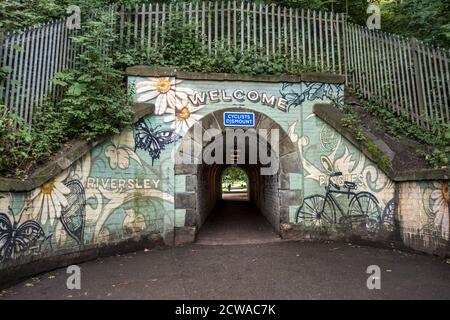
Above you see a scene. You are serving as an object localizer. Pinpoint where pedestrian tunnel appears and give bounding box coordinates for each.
[174,108,302,243]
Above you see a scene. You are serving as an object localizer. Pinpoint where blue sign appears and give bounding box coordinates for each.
[223,112,255,127]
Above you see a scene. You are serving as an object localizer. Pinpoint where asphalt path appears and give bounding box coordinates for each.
[1,241,449,300]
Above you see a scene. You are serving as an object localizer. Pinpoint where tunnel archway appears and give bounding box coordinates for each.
[221,166,249,201]
[174,108,302,241]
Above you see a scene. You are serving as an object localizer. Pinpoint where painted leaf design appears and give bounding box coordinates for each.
[281,82,294,90]
[13,220,46,257]
[0,213,13,261]
[61,179,86,245]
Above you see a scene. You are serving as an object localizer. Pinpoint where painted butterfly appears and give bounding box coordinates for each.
[0,212,45,262]
[134,118,181,165]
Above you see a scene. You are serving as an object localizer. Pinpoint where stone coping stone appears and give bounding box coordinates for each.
[313,103,450,182]
[126,65,346,84]
[0,103,154,192]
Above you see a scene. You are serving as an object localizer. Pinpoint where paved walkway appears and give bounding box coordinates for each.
[1,241,449,300]
[221,191,248,201]
[1,201,449,300]
[196,200,280,245]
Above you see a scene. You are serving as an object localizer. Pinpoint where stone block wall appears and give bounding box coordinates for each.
[398,181,449,256]
[260,174,281,231]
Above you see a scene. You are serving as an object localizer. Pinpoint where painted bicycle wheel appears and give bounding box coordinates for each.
[348,192,382,232]
[296,194,335,227]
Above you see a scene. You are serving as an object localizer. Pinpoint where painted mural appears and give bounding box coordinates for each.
[0,127,175,266]
[129,75,394,237]
[287,115,395,234]
[0,72,448,269]
[399,181,449,242]
[278,80,395,234]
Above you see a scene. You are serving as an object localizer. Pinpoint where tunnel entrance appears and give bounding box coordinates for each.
[221,166,249,201]
[174,108,302,244]
[195,160,281,245]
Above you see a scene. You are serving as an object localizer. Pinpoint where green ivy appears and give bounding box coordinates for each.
[348,93,449,169]
[361,96,449,168]
[341,106,392,173]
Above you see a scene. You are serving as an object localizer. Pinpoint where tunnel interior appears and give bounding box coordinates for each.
[195,162,281,237]
[174,108,302,243]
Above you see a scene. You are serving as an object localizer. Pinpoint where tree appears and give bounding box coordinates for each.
[1,0,448,48]
[222,167,247,183]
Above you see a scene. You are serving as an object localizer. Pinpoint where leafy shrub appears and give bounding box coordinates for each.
[158,14,207,70]
[29,101,68,160]
[112,16,317,77]
[53,11,133,141]
[0,104,34,177]
[114,47,164,70]
[0,8,133,178]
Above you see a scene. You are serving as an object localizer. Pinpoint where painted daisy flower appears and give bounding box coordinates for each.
[431,182,449,239]
[135,77,194,115]
[163,102,204,135]
[29,172,71,226]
